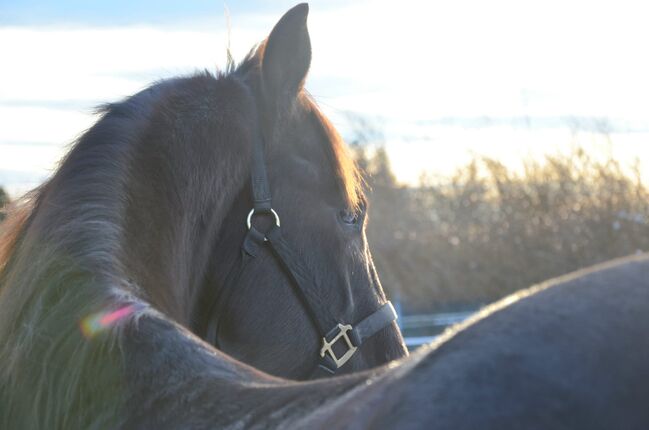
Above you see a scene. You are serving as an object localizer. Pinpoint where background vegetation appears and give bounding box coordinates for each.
[0,187,8,222]
[350,133,649,313]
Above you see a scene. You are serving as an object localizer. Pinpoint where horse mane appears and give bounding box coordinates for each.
[302,96,365,212]
[0,78,177,427]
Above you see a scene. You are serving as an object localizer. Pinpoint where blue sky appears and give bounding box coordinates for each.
[1,1,293,25]
[1,0,649,195]
[0,1,361,27]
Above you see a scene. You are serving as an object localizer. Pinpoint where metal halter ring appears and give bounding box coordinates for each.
[247,208,281,241]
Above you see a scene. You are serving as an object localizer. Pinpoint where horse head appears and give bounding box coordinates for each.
[193,4,408,378]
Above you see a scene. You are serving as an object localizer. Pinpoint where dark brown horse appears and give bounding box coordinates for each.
[0,2,407,427]
[2,4,649,429]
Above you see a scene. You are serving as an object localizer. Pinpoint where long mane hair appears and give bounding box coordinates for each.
[0,80,169,426]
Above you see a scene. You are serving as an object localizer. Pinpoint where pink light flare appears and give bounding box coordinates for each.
[80,304,138,339]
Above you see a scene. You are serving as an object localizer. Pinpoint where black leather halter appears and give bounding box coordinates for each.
[203,130,398,376]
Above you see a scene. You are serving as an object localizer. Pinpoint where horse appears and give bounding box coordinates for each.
[0,3,406,427]
[2,3,649,429]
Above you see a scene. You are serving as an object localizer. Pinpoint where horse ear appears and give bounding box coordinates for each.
[262,3,311,100]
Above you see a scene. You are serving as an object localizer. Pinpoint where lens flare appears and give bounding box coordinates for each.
[80,304,138,339]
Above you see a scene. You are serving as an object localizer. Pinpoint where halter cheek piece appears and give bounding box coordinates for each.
[203,131,397,376]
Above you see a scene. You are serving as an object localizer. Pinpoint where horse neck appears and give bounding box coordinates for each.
[121,310,379,428]
[1,74,257,331]
[116,75,257,324]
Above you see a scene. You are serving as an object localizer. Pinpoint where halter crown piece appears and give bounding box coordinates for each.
[204,127,398,377]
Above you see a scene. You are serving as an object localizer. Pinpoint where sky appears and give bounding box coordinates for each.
[1,0,649,196]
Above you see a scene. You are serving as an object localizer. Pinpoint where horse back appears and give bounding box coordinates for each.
[377,253,649,429]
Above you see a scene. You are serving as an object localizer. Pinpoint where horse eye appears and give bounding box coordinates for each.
[339,209,359,225]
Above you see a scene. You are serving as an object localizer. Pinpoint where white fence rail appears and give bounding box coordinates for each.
[400,310,476,349]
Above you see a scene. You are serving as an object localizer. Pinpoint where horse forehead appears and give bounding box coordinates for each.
[288,154,322,179]
[276,153,344,200]
[271,111,344,196]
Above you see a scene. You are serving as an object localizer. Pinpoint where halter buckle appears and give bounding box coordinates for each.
[319,323,357,369]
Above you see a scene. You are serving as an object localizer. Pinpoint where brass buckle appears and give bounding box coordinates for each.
[319,323,357,369]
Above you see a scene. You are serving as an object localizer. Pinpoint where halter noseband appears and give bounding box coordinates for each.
[203,130,398,376]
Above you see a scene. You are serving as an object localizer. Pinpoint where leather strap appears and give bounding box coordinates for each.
[265,225,339,334]
[250,131,272,212]
[202,227,265,346]
[265,225,397,375]
[349,302,398,348]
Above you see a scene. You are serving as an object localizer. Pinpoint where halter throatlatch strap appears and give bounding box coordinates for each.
[210,131,398,375]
